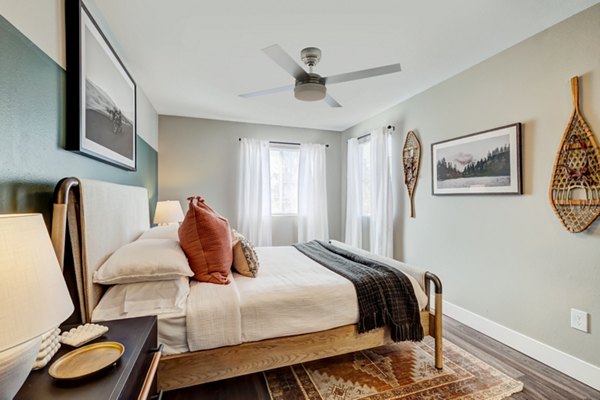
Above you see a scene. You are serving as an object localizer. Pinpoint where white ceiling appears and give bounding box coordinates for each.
[91,0,599,132]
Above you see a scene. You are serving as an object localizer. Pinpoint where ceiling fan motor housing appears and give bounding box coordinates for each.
[294,73,326,101]
[300,47,322,67]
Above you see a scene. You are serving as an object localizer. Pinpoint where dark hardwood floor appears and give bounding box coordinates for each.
[443,317,599,400]
[163,316,600,399]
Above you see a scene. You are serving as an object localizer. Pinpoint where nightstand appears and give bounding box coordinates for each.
[15,316,161,400]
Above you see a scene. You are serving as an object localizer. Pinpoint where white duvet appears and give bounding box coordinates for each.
[236,246,360,343]
[95,242,429,353]
[186,272,242,351]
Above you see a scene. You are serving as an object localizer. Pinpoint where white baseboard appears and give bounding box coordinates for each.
[439,300,600,391]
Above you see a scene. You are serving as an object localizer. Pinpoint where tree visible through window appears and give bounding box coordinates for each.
[270,145,299,215]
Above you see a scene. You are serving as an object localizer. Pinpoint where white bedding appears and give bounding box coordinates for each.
[154,309,188,355]
[236,246,359,342]
[93,242,429,354]
[92,289,189,355]
[186,272,242,351]
[94,306,189,355]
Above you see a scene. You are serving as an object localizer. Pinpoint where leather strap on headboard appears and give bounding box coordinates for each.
[52,178,150,322]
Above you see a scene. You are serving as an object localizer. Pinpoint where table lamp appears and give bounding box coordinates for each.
[154,200,184,226]
[0,214,74,399]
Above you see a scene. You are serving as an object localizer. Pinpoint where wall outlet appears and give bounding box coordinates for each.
[570,308,589,333]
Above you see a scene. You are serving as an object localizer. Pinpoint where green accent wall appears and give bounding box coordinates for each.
[0,15,157,226]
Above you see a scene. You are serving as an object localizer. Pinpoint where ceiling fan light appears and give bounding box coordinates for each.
[294,83,326,101]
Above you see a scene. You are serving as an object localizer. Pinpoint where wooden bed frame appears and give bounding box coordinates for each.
[51,177,443,392]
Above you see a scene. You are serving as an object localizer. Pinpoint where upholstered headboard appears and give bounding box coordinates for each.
[52,178,150,322]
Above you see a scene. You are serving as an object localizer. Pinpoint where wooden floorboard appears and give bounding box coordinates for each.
[163,315,600,400]
[443,317,599,399]
[162,373,271,400]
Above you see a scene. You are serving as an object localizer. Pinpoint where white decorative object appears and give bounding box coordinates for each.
[0,336,41,400]
[154,200,184,226]
[0,214,74,399]
[32,328,61,370]
[32,328,60,370]
[60,323,109,347]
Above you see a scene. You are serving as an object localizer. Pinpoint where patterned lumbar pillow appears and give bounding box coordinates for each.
[231,230,259,277]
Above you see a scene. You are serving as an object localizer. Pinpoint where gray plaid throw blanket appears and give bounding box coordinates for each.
[293,240,424,342]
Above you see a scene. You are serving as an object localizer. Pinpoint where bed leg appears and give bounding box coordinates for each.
[434,292,443,369]
[425,272,443,370]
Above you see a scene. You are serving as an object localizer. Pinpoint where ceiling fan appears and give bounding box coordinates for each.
[239,44,401,108]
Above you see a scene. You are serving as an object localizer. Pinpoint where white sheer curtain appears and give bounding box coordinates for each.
[344,138,362,247]
[298,143,329,241]
[370,128,394,257]
[237,138,272,246]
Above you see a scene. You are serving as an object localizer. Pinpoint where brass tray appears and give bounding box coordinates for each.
[48,341,125,380]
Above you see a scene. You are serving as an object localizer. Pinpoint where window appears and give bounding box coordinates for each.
[359,138,371,216]
[269,145,299,215]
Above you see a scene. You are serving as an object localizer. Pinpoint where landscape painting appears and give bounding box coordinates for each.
[66,1,136,170]
[431,124,521,195]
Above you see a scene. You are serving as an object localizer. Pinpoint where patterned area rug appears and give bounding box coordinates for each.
[264,337,523,400]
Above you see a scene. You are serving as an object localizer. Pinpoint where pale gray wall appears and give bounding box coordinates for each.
[341,5,600,366]
[158,116,342,245]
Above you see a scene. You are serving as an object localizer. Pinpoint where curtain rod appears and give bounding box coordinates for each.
[357,125,395,141]
[238,138,329,148]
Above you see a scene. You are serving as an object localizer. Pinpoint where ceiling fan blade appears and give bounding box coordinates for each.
[325,63,401,85]
[262,44,309,81]
[324,94,342,108]
[239,84,295,98]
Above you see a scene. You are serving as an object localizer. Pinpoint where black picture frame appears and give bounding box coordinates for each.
[431,123,522,195]
[65,0,137,171]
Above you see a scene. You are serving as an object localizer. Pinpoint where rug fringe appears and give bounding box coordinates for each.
[486,382,524,400]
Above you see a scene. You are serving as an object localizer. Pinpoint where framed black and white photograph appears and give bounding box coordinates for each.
[66,0,136,170]
[431,123,522,195]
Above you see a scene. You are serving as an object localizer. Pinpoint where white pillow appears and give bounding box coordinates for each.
[93,239,193,284]
[91,277,189,321]
[138,225,179,241]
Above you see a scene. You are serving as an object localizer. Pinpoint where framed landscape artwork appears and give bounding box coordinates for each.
[431,123,522,195]
[65,0,137,170]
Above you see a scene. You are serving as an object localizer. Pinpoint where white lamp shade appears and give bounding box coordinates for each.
[0,214,74,351]
[154,201,184,225]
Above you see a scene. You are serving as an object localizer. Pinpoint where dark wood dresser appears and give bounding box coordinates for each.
[16,316,161,400]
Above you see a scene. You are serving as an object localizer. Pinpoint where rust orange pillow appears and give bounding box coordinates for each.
[178,196,232,284]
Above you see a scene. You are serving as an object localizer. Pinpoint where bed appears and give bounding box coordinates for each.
[51,177,443,392]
